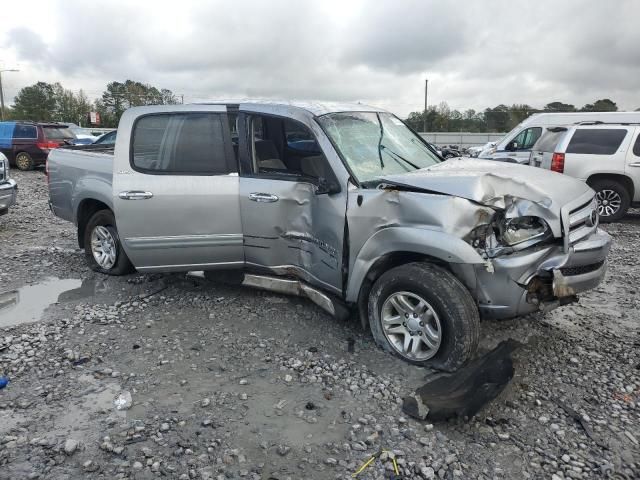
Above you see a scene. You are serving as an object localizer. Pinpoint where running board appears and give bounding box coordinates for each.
[241,274,349,319]
[189,271,350,320]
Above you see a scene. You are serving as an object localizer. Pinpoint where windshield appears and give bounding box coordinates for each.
[318,112,440,183]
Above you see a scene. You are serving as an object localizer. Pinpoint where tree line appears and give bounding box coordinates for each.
[4,80,179,127]
[404,99,628,133]
[4,80,634,132]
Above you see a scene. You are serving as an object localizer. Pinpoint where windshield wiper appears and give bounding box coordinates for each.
[380,145,420,170]
[376,115,385,169]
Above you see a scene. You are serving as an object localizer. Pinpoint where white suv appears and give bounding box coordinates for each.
[530,122,640,222]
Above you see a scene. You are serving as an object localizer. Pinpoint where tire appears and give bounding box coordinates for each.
[83,209,133,275]
[15,152,34,171]
[368,262,479,371]
[590,179,630,223]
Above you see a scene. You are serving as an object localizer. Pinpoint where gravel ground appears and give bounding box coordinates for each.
[0,170,638,480]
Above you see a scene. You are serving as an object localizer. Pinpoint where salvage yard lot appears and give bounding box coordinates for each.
[0,170,638,479]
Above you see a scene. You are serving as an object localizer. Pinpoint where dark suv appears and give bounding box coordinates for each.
[0,121,76,170]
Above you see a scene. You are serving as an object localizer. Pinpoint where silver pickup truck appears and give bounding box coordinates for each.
[0,152,17,216]
[48,102,611,370]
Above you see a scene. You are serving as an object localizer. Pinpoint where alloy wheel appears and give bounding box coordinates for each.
[90,226,117,269]
[15,154,31,170]
[596,189,622,217]
[380,291,442,361]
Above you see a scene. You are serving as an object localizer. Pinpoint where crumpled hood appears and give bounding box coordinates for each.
[380,158,594,234]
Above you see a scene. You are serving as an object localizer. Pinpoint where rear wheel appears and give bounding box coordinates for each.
[15,152,34,171]
[590,179,630,222]
[83,209,133,275]
[368,262,479,371]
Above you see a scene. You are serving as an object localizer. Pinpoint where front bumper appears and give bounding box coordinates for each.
[0,179,18,214]
[474,229,611,319]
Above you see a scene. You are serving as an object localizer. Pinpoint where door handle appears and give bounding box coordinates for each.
[629,162,640,167]
[119,191,153,200]
[249,192,279,203]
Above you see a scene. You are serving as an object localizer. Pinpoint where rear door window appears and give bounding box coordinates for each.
[13,124,37,139]
[131,112,232,174]
[566,129,628,155]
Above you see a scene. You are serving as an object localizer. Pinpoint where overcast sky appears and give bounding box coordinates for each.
[1,0,639,117]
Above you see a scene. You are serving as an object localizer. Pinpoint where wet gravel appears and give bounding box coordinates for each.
[0,169,638,480]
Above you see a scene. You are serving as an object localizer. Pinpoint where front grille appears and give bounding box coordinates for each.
[560,260,604,276]
[565,196,598,247]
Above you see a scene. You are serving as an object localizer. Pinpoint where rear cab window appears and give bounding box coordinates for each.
[131,112,234,175]
[566,129,628,155]
[44,127,75,141]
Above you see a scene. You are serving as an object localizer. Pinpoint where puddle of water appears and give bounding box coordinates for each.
[0,277,89,328]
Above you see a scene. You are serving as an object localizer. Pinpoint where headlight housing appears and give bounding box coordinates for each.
[500,216,550,247]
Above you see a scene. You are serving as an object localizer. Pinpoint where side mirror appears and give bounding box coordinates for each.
[315,177,341,195]
[506,141,518,151]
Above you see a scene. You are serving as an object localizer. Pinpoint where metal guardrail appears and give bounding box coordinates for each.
[419,132,506,148]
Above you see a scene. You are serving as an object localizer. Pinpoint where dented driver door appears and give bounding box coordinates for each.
[239,176,345,295]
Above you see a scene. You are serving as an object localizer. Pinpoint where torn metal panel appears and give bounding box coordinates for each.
[345,189,492,302]
[380,157,593,237]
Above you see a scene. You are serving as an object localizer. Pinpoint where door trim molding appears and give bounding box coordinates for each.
[124,233,243,250]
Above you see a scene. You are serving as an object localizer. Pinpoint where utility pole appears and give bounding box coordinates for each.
[181,94,184,104]
[0,68,19,121]
[423,78,428,133]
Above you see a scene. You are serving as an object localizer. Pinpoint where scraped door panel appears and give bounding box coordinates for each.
[239,177,343,293]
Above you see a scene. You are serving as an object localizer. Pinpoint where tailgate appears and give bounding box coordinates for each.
[530,150,553,170]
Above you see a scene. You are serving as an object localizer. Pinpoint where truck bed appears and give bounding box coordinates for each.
[48,147,114,223]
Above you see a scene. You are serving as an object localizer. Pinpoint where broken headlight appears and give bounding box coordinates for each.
[499,216,550,247]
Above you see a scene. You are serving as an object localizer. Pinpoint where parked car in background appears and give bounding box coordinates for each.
[0,121,76,170]
[440,145,462,159]
[531,122,640,221]
[93,130,117,145]
[468,141,496,158]
[60,123,100,145]
[48,102,611,369]
[479,112,640,164]
[0,152,18,216]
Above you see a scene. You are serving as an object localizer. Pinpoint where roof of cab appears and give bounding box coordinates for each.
[200,100,385,117]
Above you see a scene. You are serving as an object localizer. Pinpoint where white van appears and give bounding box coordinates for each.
[479,112,640,164]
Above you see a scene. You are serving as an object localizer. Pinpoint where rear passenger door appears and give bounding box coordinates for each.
[113,106,243,272]
[563,127,632,180]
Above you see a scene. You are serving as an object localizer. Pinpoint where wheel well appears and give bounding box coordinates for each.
[77,199,111,248]
[587,173,634,199]
[356,251,449,330]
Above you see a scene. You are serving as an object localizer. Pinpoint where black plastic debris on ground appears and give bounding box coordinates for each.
[402,340,521,422]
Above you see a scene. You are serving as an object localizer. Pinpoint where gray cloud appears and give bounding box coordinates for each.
[3,0,640,115]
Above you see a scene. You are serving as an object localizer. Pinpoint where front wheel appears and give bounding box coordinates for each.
[83,209,134,275]
[368,262,479,371]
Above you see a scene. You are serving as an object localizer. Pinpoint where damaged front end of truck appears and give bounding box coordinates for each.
[359,159,612,320]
